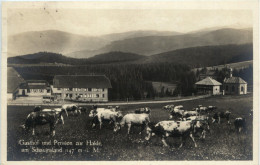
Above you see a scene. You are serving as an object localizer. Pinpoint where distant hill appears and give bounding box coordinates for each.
[87,51,145,63]
[8,51,145,65]
[142,44,253,68]
[7,30,109,57]
[102,30,182,41]
[8,30,181,58]
[7,52,82,64]
[68,28,252,58]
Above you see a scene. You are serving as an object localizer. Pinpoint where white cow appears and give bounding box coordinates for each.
[62,104,80,116]
[183,111,199,117]
[41,108,68,124]
[114,113,150,134]
[92,110,123,129]
[145,120,198,148]
[89,108,106,117]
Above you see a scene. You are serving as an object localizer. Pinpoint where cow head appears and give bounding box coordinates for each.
[116,111,123,120]
[113,122,122,133]
[89,110,97,117]
[145,122,161,141]
[61,108,68,117]
[33,106,42,112]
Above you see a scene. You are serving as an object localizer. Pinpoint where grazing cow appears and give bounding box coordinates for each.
[208,106,217,111]
[184,115,209,121]
[183,115,210,138]
[20,110,66,136]
[89,108,107,117]
[114,113,150,134]
[62,104,80,115]
[41,108,68,124]
[174,105,184,110]
[135,107,151,114]
[234,118,246,133]
[169,109,185,119]
[91,110,123,130]
[145,120,198,148]
[212,111,231,124]
[183,111,199,118]
[199,106,208,112]
[163,105,174,111]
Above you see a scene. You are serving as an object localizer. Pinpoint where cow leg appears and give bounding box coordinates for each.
[162,137,168,147]
[32,127,35,136]
[189,133,197,148]
[50,123,55,136]
[179,136,183,148]
[127,124,131,134]
[139,124,145,135]
[200,130,206,139]
[218,117,221,124]
[239,127,242,133]
[60,115,64,125]
[99,121,102,129]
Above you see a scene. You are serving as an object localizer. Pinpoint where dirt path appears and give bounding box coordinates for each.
[8,95,211,106]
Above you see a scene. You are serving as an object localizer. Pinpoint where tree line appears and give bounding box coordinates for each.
[14,63,197,100]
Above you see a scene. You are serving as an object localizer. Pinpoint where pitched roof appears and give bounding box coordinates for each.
[20,84,48,89]
[20,80,49,89]
[195,77,222,86]
[224,77,247,84]
[53,75,112,88]
[7,67,25,93]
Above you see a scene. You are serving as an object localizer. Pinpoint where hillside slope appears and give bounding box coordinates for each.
[143,44,253,68]
[67,28,252,58]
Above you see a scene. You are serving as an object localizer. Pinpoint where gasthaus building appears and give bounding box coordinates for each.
[52,75,112,102]
[18,80,51,97]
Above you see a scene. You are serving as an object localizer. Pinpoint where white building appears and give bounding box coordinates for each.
[195,77,222,95]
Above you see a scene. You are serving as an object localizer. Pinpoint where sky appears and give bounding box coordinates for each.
[7,8,252,36]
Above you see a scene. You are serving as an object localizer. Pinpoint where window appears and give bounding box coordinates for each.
[241,86,244,92]
[57,88,61,90]
[102,88,105,92]
[27,89,30,93]
[102,94,105,98]
[96,94,99,98]
[232,86,235,92]
[88,88,91,91]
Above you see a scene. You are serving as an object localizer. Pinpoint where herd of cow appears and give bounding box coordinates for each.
[19,103,249,148]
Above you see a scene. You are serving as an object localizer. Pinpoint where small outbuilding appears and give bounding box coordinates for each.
[195,77,222,95]
[223,77,247,95]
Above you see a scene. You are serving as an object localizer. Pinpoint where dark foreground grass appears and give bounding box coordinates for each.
[7,94,253,160]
